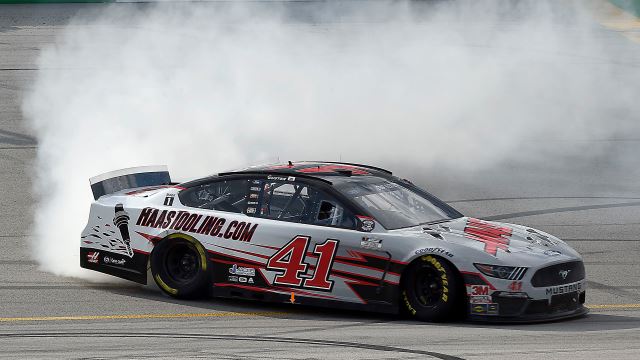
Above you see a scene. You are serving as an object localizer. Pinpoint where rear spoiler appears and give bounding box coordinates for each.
[89,165,171,200]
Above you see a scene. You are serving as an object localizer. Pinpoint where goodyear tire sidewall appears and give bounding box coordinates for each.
[150,234,211,299]
[401,255,459,322]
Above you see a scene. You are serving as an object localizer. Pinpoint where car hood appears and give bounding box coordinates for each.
[396,217,581,264]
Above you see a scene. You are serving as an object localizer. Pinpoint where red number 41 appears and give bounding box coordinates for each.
[266,236,339,291]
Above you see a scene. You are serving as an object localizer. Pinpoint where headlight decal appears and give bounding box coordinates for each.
[474,263,528,280]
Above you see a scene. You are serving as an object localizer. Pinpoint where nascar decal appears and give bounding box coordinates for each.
[136,207,258,242]
[464,218,512,256]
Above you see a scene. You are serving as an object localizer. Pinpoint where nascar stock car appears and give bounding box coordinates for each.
[81,161,587,322]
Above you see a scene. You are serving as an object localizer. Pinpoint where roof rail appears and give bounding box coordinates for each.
[309,161,392,175]
[217,171,333,185]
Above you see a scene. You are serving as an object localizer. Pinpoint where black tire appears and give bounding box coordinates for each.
[401,255,462,322]
[150,235,211,299]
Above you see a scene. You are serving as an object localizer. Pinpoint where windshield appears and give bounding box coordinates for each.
[333,176,462,230]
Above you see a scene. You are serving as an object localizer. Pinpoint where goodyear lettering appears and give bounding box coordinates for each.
[403,291,417,315]
[135,207,258,242]
[415,247,454,258]
[422,255,449,302]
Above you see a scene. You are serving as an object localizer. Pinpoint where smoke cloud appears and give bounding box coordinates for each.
[23,0,640,278]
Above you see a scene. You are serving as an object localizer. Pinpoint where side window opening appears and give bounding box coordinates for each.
[256,180,356,230]
[179,179,249,213]
[260,182,313,222]
[313,199,355,229]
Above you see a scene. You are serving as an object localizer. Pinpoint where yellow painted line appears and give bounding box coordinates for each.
[0,311,286,323]
[589,303,640,309]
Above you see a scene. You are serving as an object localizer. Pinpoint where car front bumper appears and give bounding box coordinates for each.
[468,290,588,323]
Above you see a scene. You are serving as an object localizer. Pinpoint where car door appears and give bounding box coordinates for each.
[248,176,388,305]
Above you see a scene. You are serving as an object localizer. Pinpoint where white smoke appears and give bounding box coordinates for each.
[23,0,640,278]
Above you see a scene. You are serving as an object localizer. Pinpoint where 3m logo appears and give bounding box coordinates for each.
[464,218,512,256]
[87,251,99,264]
[471,285,489,296]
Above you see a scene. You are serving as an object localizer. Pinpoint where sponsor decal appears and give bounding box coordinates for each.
[250,187,261,192]
[463,218,512,256]
[87,251,99,264]
[470,295,493,304]
[229,264,256,277]
[508,281,523,292]
[546,282,582,296]
[470,303,499,315]
[247,201,258,205]
[228,275,239,282]
[356,215,375,232]
[248,278,254,284]
[103,256,126,266]
[544,250,562,256]
[246,207,257,215]
[266,175,295,181]
[136,207,259,242]
[470,285,490,296]
[415,247,453,258]
[249,193,259,199]
[239,277,248,283]
[114,204,134,257]
[360,237,383,250]
[487,303,499,315]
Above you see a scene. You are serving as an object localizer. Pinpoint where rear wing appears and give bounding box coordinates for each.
[89,165,171,200]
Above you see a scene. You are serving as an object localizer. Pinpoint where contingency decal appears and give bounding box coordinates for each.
[463,218,512,256]
[135,207,258,242]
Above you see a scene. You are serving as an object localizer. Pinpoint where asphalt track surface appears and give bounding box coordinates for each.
[1,2,640,359]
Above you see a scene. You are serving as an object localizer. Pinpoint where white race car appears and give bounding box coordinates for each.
[81,161,587,322]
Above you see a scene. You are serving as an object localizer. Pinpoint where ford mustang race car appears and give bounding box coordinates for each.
[80,161,587,322]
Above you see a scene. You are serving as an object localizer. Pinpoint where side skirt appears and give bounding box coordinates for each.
[212,283,398,315]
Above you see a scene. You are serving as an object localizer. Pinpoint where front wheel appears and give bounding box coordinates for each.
[150,235,211,299]
[401,255,462,322]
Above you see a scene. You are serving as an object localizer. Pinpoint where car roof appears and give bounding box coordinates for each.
[231,161,391,177]
[178,161,393,189]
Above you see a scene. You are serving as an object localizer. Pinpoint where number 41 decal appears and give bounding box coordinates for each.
[266,236,339,292]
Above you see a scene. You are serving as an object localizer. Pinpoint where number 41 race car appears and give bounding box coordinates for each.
[80,161,587,322]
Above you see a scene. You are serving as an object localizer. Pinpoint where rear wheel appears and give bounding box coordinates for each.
[151,235,210,299]
[401,255,462,322]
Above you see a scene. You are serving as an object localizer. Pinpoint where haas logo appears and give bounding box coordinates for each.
[558,270,571,280]
[87,251,99,264]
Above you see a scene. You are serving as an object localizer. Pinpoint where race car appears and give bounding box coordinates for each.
[80,161,587,322]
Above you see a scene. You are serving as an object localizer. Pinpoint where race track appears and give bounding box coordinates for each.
[1,2,640,359]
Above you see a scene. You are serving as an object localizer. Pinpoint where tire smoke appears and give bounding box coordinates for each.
[23,1,640,278]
